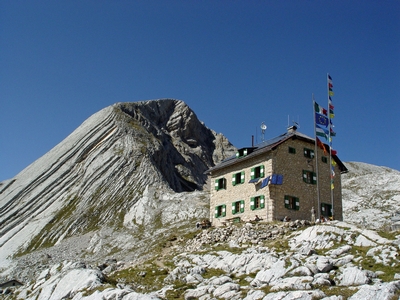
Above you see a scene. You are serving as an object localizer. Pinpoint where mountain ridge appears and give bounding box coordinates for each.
[0,99,236,269]
[1,100,400,299]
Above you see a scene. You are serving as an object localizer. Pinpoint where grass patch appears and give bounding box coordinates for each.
[202,268,226,279]
[320,286,357,299]
[16,194,81,255]
[108,263,169,293]
[349,245,400,282]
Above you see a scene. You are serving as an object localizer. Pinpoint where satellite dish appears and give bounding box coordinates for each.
[260,122,267,141]
[261,122,267,133]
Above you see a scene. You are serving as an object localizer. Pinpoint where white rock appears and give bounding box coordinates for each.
[212,282,240,298]
[184,286,210,299]
[243,289,265,300]
[337,266,371,286]
[348,281,400,300]
[354,235,376,247]
[251,260,286,286]
[270,276,313,291]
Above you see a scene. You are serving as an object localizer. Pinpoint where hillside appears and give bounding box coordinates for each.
[342,162,400,230]
[1,100,400,299]
[0,99,236,271]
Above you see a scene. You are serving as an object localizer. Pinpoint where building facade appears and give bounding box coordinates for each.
[206,127,348,226]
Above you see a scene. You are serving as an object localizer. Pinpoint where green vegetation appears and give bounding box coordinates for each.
[319,286,357,299]
[16,195,81,255]
[109,263,169,292]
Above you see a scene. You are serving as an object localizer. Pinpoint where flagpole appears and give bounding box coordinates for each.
[313,94,321,221]
[327,73,334,220]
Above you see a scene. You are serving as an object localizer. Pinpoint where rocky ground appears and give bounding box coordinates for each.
[3,219,400,299]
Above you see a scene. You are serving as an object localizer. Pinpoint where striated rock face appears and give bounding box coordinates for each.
[0,99,236,268]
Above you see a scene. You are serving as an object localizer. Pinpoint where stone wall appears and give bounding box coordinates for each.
[210,136,343,226]
[272,137,343,222]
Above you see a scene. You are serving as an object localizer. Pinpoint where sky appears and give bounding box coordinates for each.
[1,1,399,181]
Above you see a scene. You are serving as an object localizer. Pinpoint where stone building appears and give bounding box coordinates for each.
[206,126,348,227]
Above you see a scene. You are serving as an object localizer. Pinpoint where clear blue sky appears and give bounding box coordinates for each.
[1,1,399,181]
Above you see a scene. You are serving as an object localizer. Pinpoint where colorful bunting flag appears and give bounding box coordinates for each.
[316,137,328,155]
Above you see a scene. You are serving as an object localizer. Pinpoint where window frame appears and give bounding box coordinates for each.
[288,146,296,154]
[232,171,245,186]
[232,200,245,214]
[321,156,328,163]
[303,148,315,159]
[302,170,317,184]
[236,148,248,158]
[284,195,300,210]
[250,195,265,210]
[214,177,227,191]
[251,165,265,180]
[215,204,226,218]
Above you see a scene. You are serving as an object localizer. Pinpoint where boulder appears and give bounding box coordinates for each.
[337,266,372,286]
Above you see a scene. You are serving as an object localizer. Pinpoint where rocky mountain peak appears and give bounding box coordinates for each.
[0,99,236,268]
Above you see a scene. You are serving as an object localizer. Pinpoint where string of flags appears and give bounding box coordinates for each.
[313,74,337,190]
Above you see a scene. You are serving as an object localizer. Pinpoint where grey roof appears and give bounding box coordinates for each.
[206,130,348,174]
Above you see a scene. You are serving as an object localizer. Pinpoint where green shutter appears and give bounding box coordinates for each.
[240,200,245,213]
[251,168,255,180]
[260,195,265,208]
[215,207,219,218]
[232,174,236,186]
[295,198,300,210]
[311,150,315,158]
[222,204,226,217]
[302,170,307,183]
[260,165,265,178]
[232,202,237,214]
[241,171,245,184]
[284,195,290,209]
[250,197,255,210]
[312,172,317,184]
[215,179,219,190]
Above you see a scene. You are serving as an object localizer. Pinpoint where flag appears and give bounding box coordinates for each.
[314,102,327,116]
[331,149,337,156]
[315,113,329,127]
[316,124,329,140]
[316,137,328,155]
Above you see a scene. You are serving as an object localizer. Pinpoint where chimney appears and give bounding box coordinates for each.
[287,125,297,133]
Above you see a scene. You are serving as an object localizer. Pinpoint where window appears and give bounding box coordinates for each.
[232,200,245,214]
[303,170,317,184]
[214,178,227,190]
[251,165,265,180]
[284,195,299,210]
[215,204,226,218]
[236,148,248,158]
[250,195,265,210]
[232,171,245,186]
[321,203,332,217]
[288,147,296,154]
[322,156,328,163]
[304,148,315,159]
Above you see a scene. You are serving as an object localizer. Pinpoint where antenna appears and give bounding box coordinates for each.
[260,122,267,142]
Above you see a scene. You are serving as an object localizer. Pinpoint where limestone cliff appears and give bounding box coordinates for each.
[0,99,236,268]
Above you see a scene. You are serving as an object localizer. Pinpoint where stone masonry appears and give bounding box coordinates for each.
[208,129,345,227]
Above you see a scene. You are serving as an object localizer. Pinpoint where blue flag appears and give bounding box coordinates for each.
[315,113,329,127]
